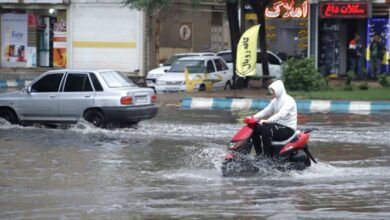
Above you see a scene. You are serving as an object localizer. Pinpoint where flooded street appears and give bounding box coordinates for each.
[1,107,390,219]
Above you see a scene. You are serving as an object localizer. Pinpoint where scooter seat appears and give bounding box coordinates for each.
[271,130,300,146]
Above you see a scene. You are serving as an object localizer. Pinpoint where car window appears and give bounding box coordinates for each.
[64,73,93,92]
[31,73,63,92]
[100,71,136,88]
[214,58,228,71]
[169,60,204,73]
[268,53,281,65]
[89,73,103,91]
[206,60,215,73]
[164,55,188,66]
[218,52,232,63]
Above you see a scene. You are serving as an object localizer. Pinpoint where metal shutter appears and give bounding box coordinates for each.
[70,2,143,72]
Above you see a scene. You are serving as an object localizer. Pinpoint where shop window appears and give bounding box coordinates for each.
[212,12,223,26]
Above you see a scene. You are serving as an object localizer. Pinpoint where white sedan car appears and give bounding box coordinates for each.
[146,52,215,88]
[217,50,283,79]
[155,56,232,93]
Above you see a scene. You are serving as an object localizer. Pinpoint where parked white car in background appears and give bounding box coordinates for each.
[154,56,232,93]
[146,52,215,89]
[217,50,283,79]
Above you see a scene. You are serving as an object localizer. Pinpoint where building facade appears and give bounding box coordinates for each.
[243,0,310,60]
[146,1,230,69]
[0,0,145,73]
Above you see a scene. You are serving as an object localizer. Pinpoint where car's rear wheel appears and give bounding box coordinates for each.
[84,110,106,128]
[0,108,18,124]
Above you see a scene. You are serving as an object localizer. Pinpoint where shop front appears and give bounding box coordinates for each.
[317,1,369,77]
[244,0,309,59]
[0,2,68,69]
[311,0,389,77]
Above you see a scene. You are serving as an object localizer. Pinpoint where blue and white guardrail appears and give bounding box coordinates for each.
[0,80,31,88]
[182,97,390,114]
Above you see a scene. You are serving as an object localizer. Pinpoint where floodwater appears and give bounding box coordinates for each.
[0,108,390,219]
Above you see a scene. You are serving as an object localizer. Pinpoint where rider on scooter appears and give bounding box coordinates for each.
[251,80,297,157]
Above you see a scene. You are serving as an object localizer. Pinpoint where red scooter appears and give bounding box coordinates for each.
[222,116,317,177]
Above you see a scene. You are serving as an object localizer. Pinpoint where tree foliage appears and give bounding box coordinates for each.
[283,58,327,91]
[122,0,169,10]
[122,0,221,10]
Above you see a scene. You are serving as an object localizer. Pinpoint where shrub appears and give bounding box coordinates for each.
[378,74,390,88]
[344,84,354,91]
[282,57,327,91]
[358,81,368,90]
[345,70,355,86]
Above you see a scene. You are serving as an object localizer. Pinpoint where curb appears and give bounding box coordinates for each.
[0,80,31,89]
[181,97,390,114]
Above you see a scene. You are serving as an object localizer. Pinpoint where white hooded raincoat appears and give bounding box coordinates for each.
[253,80,297,130]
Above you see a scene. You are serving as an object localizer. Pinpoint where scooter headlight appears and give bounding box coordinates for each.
[228,140,246,150]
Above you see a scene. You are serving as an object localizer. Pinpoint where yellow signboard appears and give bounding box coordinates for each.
[236,24,260,77]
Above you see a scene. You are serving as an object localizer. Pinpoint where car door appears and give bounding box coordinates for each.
[18,73,64,120]
[58,72,95,121]
[214,58,231,87]
[205,59,222,88]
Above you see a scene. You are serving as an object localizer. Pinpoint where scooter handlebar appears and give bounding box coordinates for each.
[244,116,258,125]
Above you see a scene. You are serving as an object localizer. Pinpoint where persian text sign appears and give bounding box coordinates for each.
[320,1,369,18]
[236,25,260,77]
[265,0,308,18]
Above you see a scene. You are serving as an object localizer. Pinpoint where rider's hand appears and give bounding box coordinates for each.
[244,116,258,124]
[259,119,268,125]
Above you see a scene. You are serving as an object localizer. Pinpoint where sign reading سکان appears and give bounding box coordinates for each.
[236,24,260,77]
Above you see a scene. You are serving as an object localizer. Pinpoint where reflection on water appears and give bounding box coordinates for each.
[0,111,390,219]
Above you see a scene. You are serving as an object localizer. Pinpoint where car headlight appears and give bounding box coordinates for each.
[156,80,166,86]
[149,74,162,79]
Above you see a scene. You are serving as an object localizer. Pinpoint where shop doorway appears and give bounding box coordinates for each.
[318,19,366,77]
[345,19,367,77]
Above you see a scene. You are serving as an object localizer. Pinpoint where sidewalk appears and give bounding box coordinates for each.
[157,89,390,115]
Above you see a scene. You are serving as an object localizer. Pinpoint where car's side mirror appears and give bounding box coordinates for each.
[159,63,163,67]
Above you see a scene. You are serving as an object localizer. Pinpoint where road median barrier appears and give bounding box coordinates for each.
[182,97,390,114]
[0,80,31,88]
